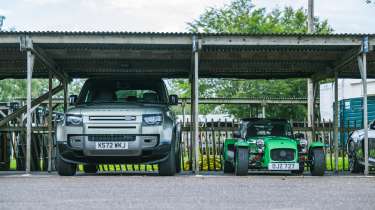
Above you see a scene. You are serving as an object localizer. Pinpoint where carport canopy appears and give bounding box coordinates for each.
[0,31,374,80]
[0,31,374,175]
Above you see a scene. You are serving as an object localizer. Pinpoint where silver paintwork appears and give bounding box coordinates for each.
[56,81,175,159]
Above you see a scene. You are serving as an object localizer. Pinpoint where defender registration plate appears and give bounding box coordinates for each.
[95,142,128,150]
[268,163,299,170]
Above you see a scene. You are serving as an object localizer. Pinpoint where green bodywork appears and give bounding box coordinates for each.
[224,136,301,169]
[223,120,325,171]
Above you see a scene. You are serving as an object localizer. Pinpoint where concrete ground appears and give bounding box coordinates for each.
[0,172,374,210]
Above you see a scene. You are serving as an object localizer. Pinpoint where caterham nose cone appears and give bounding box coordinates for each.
[265,138,297,150]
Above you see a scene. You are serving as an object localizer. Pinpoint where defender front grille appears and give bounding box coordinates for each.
[89,116,136,121]
[88,134,136,142]
[270,149,295,161]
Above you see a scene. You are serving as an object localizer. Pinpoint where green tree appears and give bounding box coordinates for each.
[172,0,333,120]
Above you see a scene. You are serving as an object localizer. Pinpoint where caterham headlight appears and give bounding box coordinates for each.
[65,114,83,126]
[299,139,308,153]
[256,139,264,153]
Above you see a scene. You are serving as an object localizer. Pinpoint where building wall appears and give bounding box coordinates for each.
[319,79,375,121]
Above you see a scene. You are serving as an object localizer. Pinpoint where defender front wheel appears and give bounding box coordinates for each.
[56,156,77,176]
[310,148,325,176]
[158,145,176,176]
[235,147,249,176]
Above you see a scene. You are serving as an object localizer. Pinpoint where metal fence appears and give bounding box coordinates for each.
[179,118,361,172]
[0,114,363,173]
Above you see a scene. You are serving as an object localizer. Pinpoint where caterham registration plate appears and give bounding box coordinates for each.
[268,163,299,170]
[95,142,128,150]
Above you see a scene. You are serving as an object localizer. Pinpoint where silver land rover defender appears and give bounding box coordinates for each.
[56,78,181,176]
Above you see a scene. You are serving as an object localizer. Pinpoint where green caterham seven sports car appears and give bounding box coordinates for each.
[223,118,325,176]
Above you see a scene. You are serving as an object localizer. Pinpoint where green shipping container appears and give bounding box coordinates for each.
[339,96,375,142]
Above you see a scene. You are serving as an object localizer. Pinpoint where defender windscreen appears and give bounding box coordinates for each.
[79,80,166,104]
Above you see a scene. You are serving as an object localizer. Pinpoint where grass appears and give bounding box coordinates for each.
[184,154,351,172]
[7,153,351,172]
[9,158,158,172]
[325,154,350,171]
[10,159,16,170]
[78,164,158,172]
[183,155,222,171]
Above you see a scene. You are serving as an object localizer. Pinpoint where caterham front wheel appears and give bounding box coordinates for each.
[310,148,325,176]
[223,160,234,173]
[235,147,249,176]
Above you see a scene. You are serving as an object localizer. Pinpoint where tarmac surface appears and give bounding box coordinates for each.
[0,172,374,210]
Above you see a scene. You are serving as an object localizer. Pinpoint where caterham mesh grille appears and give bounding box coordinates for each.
[270,149,295,161]
[88,134,136,142]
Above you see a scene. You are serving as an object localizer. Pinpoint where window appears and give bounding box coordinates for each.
[78,80,166,104]
[245,121,292,138]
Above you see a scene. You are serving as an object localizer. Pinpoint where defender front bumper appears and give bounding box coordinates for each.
[57,141,171,165]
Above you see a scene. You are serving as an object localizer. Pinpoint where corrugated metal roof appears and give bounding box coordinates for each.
[0,31,373,37]
[0,31,373,80]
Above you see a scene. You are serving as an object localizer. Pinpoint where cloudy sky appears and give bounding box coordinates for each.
[0,0,374,33]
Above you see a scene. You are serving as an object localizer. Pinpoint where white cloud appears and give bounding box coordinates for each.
[2,0,375,33]
[22,0,64,5]
[0,8,11,16]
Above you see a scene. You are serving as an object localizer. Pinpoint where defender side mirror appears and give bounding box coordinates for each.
[69,95,78,105]
[233,131,242,138]
[169,94,179,105]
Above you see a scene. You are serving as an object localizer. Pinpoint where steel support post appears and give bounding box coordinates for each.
[307,79,315,141]
[190,73,195,172]
[63,81,68,112]
[26,44,35,174]
[307,0,316,142]
[333,71,339,174]
[307,0,314,34]
[182,101,186,126]
[192,36,200,174]
[362,54,369,176]
[357,37,369,175]
[47,73,53,172]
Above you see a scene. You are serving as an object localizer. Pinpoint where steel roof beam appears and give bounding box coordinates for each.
[19,35,69,82]
[202,35,363,46]
[332,47,362,72]
[178,98,318,105]
[29,34,192,45]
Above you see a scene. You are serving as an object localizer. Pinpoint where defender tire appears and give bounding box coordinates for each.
[310,148,325,176]
[175,145,181,173]
[56,156,77,176]
[223,160,234,173]
[158,144,176,176]
[0,161,10,171]
[83,164,98,174]
[235,147,249,176]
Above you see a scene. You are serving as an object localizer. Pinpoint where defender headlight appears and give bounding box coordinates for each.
[143,114,163,126]
[65,114,83,126]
